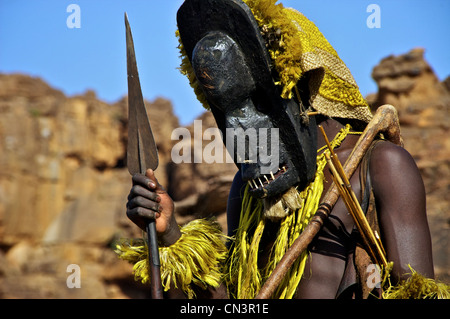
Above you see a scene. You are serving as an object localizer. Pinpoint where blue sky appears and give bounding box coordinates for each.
[1,0,449,125]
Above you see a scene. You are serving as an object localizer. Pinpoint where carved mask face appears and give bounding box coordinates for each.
[191,32,317,199]
[177,0,317,199]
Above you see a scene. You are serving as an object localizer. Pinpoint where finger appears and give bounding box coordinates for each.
[127,206,158,219]
[128,195,162,212]
[128,185,161,202]
[145,169,166,192]
[132,173,156,189]
[127,207,160,230]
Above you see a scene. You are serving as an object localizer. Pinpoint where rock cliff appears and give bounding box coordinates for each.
[368,48,450,282]
[0,74,181,298]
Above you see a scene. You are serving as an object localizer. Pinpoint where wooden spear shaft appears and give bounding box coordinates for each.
[255,104,402,299]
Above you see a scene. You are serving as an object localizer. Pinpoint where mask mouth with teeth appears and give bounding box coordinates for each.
[177,0,318,200]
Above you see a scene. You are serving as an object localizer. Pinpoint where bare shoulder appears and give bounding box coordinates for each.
[370,140,418,171]
[368,139,426,221]
[369,140,423,188]
[368,141,433,280]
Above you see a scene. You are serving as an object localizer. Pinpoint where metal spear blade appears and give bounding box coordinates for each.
[125,12,159,175]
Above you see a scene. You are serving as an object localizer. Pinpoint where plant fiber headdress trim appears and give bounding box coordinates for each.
[176,0,373,123]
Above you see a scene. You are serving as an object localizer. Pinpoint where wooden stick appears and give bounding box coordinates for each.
[322,128,384,269]
[320,125,387,267]
[326,152,387,268]
[325,154,372,255]
[255,104,401,299]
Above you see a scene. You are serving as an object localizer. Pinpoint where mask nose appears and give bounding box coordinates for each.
[224,106,280,177]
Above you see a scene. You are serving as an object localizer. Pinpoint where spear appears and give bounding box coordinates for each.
[125,12,163,299]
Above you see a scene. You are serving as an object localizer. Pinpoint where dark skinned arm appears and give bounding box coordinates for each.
[370,141,434,283]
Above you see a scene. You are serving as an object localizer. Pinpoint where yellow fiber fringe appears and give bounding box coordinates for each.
[382,265,450,299]
[115,219,228,298]
[226,125,353,299]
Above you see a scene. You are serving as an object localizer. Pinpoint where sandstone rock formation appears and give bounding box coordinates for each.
[0,74,182,298]
[368,48,450,282]
[168,111,237,230]
[0,47,448,298]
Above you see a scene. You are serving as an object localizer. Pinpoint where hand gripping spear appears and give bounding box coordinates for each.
[125,13,163,299]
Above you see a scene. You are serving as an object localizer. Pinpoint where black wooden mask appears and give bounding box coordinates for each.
[177,0,317,199]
